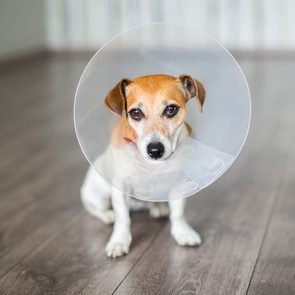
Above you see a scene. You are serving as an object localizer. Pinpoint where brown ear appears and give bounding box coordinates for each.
[104,78,131,116]
[179,74,206,112]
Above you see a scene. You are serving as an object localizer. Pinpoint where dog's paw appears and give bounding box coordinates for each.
[171,220,202,246]
[99,209,115,225]
[149,203,169,219]
[105,231,132,258]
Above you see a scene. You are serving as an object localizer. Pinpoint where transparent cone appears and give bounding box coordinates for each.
[74,23,251,201]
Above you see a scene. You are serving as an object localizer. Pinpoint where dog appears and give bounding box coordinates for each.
[81,74,206,258]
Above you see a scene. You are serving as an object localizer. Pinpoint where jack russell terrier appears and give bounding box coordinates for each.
[81,74,206,258]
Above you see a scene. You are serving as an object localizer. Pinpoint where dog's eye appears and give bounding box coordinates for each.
[128,108,144,121]
[163,104,179,118]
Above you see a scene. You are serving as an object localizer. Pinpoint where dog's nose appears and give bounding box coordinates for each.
[147,142,165,159]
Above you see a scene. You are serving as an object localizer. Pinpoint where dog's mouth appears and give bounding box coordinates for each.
[164,151,174,160]
[143,150,174,163]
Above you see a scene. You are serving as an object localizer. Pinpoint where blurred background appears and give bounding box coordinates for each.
[1,1,295,294]
[1,0,295,61]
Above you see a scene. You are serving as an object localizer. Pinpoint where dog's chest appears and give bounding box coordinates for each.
[93,141,195,200]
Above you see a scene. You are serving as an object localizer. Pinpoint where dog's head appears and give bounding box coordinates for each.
[105,74,205,161]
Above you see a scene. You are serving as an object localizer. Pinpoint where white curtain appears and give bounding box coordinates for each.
[46,0,295,51]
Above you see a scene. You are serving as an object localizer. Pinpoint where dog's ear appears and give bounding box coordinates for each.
[179,74,206,112]
[105,78,131,116]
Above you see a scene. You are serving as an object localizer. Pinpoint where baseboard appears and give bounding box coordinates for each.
[0,48,294,74]
[48,48,295,60]
[230,49,295,59]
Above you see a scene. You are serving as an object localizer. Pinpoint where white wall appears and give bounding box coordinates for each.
[0,0,46,61]
[1,0,294,61]
[46,0,295,51]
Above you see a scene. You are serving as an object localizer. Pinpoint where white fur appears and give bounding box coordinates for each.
[81,124,202,258]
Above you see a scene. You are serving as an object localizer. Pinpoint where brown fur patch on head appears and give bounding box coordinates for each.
[126,74,187,111]
[123,74,188,145]
[107,74,206,151]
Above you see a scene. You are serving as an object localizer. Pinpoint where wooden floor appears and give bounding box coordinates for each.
[0,54,295,295]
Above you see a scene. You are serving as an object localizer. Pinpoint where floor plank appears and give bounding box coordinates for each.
[247,134,295,292]
[245,61,295,295]
[0,211,166,295]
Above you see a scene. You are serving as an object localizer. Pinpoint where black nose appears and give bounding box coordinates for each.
[147,142,165,159]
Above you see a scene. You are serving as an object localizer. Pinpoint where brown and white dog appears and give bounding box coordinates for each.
[81,74,206,258]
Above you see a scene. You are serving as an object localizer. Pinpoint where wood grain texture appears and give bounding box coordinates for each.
[0,56,166,295]
[0,55,294,294]
[114,59,295,294]
[247,148,295,295]
[0,211,166,295]
[246,64,295,294]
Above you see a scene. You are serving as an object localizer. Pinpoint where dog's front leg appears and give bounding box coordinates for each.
[169,198,202,246]
[105,187,131,258]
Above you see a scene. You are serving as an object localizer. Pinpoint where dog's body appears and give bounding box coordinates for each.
[81,74,205,258]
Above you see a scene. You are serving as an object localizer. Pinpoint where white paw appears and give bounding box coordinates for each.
[100,209,115,225]
[171,220,202,246]
[149,203,169,219]
[105,231,132,258]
